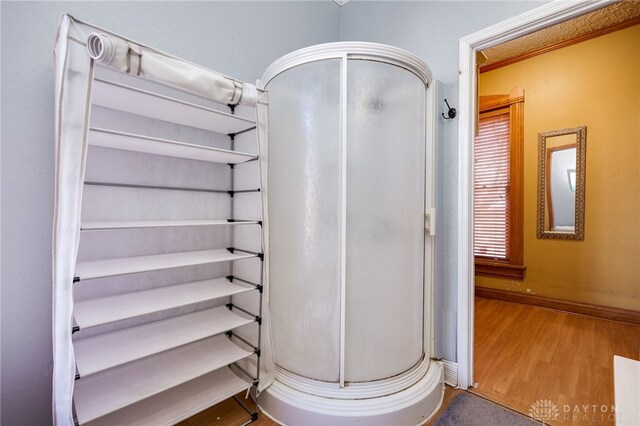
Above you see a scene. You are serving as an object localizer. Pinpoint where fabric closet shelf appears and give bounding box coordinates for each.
[89,128,257,164]
[79,366,251,426]
[74,248,256,281]
[73,277,255,329]
[80,219,259,231]
[74,305,254,377]
[74,335,252,424]
[92,78,256,134]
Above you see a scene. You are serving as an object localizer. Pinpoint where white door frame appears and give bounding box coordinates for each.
[455,0,617,389]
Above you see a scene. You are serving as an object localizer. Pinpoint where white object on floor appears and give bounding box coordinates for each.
[614,355,640,426]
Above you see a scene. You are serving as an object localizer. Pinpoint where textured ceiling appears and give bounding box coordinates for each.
[481,1,640,68]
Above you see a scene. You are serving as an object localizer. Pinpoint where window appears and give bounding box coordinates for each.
[475,109,510,260]
[474,87,526,279]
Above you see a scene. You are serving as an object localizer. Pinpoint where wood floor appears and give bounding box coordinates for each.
[472,296,640,426]
[178,392,278,426]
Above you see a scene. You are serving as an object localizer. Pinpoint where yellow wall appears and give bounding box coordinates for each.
[477,25,640,310]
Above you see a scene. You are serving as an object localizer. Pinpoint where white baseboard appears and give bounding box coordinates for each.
[442,360,458,387]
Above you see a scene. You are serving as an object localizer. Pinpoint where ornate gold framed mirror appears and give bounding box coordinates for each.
[537,126,586,240]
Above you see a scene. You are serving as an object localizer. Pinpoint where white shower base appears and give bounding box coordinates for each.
[258,360,444,426]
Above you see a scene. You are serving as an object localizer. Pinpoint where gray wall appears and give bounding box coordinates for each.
[339,0,547,362]
[0,2,338,424]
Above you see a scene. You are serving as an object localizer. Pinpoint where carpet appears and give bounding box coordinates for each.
[435,393,539,426]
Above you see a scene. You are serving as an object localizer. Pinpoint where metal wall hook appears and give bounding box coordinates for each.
[442,99,457,120]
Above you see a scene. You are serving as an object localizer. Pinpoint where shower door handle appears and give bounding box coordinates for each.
[425,208,436,236]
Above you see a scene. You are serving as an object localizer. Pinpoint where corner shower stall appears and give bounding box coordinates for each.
[258,43,443,425]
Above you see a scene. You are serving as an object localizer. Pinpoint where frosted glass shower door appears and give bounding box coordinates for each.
[267,60,342,382]
[345,60,426,382]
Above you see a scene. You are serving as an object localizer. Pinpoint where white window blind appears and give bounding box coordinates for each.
[474,110,510,260]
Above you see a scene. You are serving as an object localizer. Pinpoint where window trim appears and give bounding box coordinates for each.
[475,87,525,279]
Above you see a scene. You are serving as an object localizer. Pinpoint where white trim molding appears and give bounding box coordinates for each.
[456,0,617,390]
[261,42,433,87]
[339,53,348,388]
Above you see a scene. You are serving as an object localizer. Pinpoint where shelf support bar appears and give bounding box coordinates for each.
[232,395,259,423]
[84,181,230,194]
[226,303,261,325]
[226,275,262,293]
[232,362,259,386]
[227,189,261,197]
[72,402,80,426]
[226,247,263,261]
[228,126,257,139]
[233,189,261,194]
[226,219,262,226]
[225,330,260,356]
[231,156,259,166]
[256,255,264,384]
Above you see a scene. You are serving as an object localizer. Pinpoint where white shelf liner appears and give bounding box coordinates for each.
[92,79,256,134]
[74,248,255,280]
[89,128,257,164]
[74,278,254,329]
[81,219,259,230]
[74,306,253,376]
[74,335,252,424]
[84,366,251,426]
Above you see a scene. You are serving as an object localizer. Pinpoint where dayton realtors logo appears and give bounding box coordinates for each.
[529,399,560,424]
[530,399,618,423]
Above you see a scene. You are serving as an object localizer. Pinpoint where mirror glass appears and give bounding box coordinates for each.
[537,126,586,240]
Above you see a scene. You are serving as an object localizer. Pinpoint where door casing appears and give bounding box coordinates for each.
[455,0,618,389]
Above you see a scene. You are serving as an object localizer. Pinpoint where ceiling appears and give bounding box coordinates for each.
[480,0,640,69]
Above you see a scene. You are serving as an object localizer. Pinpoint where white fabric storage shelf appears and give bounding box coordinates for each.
[85,367,251,426]
[53,15,269,426]
[73,277,255,329]
[74,249,255,280]
[92,78,256,134]
[89,128,258,164]
[74,335,252,424]
[74,306,254,376]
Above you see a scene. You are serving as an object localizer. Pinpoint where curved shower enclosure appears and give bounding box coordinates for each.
[259,43,443,425]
